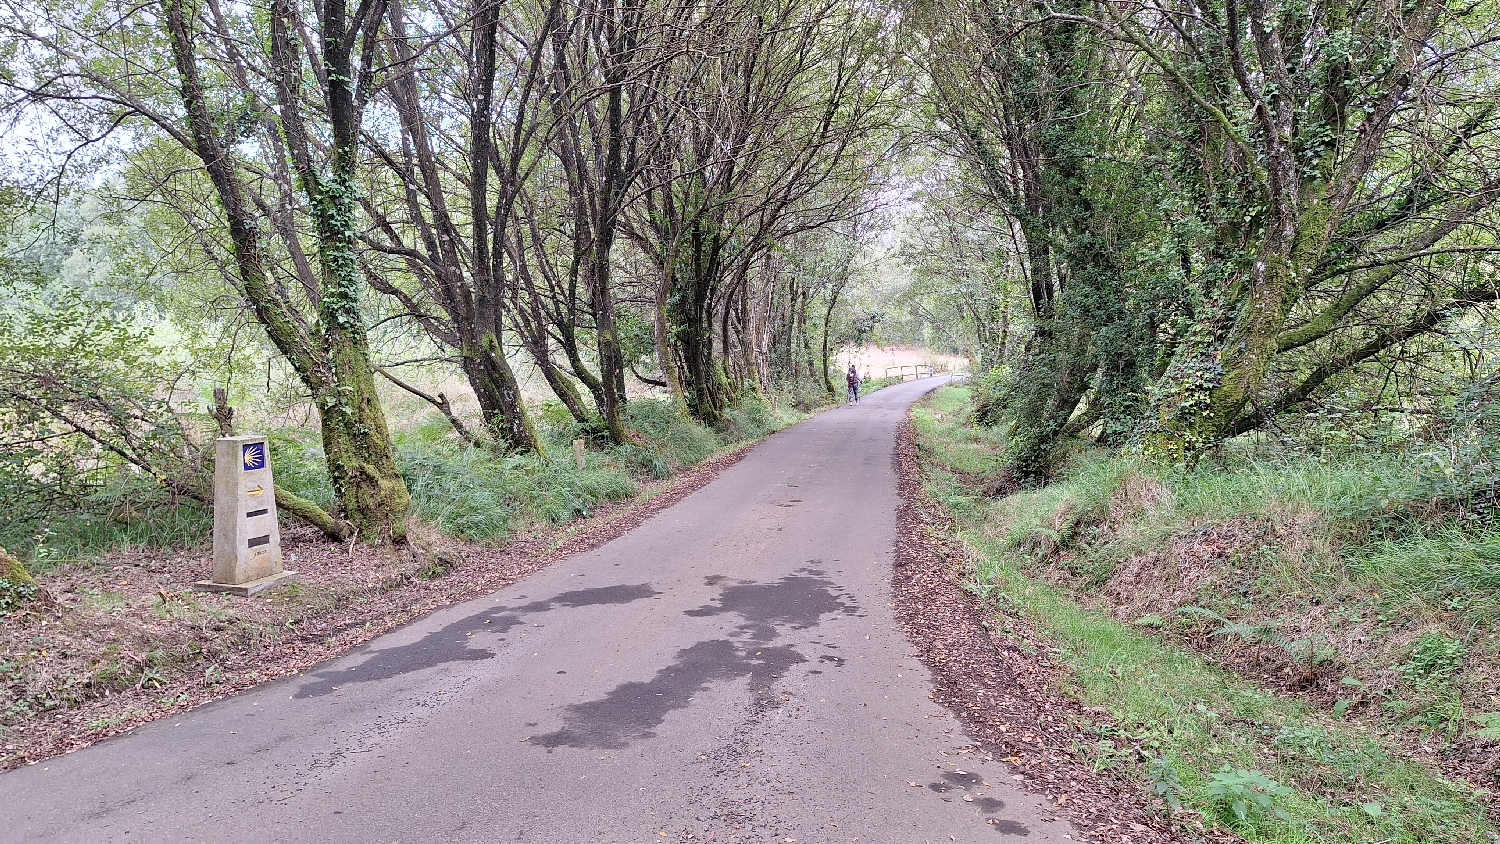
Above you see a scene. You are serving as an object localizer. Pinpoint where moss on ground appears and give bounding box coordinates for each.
[0,546,39,612]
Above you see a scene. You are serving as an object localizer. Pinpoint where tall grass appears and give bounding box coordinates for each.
[395,427,636,540]
[1357,530,1500,618]
[6,485,212,575]
[624,399,719,467]
[1161,452,1429,522]
[7,389,818,562]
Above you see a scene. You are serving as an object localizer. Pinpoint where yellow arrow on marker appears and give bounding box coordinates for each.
[246,485,266,497]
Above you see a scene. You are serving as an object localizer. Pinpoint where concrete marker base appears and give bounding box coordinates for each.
[194,570,300,597]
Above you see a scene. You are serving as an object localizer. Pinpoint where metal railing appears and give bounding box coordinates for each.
[883,364,935,381]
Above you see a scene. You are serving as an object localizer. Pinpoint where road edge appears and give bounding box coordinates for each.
[890,403,1190,844]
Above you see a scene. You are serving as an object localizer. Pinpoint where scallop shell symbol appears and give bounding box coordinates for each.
[242,442,266,471]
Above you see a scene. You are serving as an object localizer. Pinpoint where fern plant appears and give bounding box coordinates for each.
[1178,606,1337,680]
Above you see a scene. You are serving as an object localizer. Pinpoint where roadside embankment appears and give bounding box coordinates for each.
[908,385,1494,844]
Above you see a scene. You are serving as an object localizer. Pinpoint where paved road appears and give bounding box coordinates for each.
[1,376,1074,843]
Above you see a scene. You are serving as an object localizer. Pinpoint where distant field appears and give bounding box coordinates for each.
[835,345,968,381]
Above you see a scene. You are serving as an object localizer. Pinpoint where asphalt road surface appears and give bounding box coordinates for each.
[1,376,1075,843]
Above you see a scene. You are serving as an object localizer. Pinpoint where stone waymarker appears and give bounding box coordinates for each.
[196,435,298,596]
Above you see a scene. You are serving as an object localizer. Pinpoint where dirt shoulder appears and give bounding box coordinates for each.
[0,444,755,773]
[891,414,1206,844]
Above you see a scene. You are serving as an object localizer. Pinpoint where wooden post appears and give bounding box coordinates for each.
[573,438,586,470]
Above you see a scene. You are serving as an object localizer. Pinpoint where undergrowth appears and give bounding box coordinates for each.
[2,390,817,566]
[913,385,1495,844]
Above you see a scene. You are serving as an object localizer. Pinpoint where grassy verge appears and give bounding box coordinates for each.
[858,372,953,398]
[3,391,816,568]
[912,385,1493,844]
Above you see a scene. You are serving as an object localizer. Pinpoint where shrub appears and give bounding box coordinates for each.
[1204,767,1293,825]
[718,393,782,442]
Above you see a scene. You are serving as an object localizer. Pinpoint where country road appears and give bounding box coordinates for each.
[0,376,1074,843]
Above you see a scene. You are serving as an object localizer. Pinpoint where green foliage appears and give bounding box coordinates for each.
[1402,634,1467,683]
[623,399,720,466]
[395,420,636,540]
[1470,712,1500,741]
[614,306,657,369]
[0,271,210,560]
[4,384,801,562]
[1146,756,1185,813]
[717,393,792,442]
[271,393,800,544]
[282,423,639,543]
[914,387,1496,843]
[267,431,336,510]
[2,493,211,571]
[1205,767,1294,825]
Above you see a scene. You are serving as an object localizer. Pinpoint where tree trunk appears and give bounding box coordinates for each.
[653,265,691,415]
[461,330,543,453]
[468,0,543,453]
[168,0,410,542]
[821,282,845,396]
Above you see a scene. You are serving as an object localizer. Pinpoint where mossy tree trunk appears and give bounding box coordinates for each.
[167,0,411,542]
[357,0,543,453]
[0,546,39,610]
[653,266,692,416]
[276,0,410,540]
[462,0,543,453]
[459,333,542,453]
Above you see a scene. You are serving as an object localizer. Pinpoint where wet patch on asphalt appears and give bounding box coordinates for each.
[529,640,804,749]
[922,770,1025,833]
[530,567,857,750]
[684,566,855,642]
[293,584,659,698]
